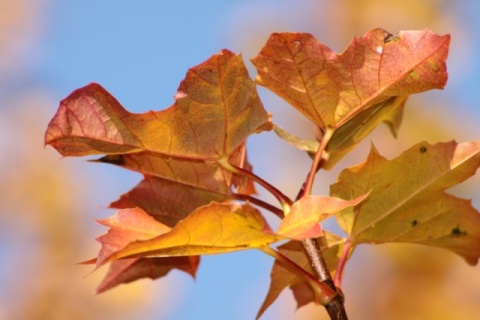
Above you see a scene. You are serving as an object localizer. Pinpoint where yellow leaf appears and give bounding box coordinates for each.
[98,202,280,265]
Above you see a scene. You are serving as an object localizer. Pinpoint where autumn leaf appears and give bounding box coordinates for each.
[257,232,345,319]
[277,193,370,240]
[253,29,449,167]
[46,50,271,158]
[95,256,200,294]
[331,141,480,265]
[96,203,280,267]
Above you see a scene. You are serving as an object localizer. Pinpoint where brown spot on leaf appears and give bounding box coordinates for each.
[411,220,418,227]
[451,226,467,237]
[420,145,427,153]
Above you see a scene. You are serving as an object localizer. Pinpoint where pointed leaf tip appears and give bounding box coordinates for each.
[277,193,370,240]
[95,207,172,267]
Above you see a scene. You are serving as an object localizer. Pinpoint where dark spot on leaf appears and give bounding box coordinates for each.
[383,33,399,43]
[411,220,418,227]
[420,145,427,153]
[451,226,467,237]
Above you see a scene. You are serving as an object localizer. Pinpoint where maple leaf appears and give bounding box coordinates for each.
[257,232,345,319]
[252,29,449,167]
[46,50,271,158]
[96,203,280,267]
[331,141,480,265]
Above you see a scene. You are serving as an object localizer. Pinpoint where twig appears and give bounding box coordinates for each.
[259,246,337,306]
[295,128,348,319]
[218,158,293,211]
[231,193,284,219]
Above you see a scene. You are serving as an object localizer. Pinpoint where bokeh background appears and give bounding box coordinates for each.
[1,1,480,319]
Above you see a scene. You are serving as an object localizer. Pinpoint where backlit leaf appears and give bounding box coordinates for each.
[46,50,271,159]
[331,141,480,265]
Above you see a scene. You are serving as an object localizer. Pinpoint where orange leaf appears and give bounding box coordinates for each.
[277,193,369,240]
[97,203,280,266]
[45,50,271,159]
[331,141,480,265]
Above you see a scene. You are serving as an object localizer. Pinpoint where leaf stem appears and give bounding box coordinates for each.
[219,158,293,211]
[292,127,348,319]
[334,239,353,289]
[301,127,334,198]
[259,246,337,306]
[231,193,284,219]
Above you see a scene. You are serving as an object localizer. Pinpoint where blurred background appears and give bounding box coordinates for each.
[1,1,479,319]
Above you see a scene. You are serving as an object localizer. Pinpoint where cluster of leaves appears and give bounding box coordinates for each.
[45,28,480,318]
